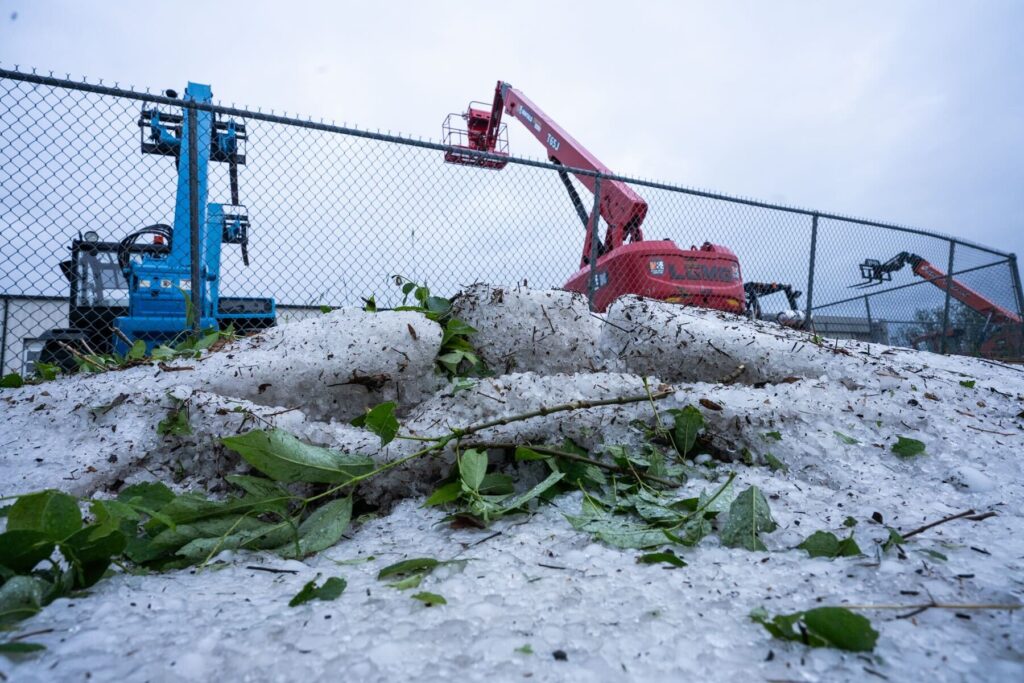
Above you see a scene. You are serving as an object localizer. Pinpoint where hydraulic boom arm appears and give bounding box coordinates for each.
[478,81,649,267]
[855,252,1022,324]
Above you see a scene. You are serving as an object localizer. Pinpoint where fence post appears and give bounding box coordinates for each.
[804,213,819,327]
[940,240,956,355]
[0,296,8,374]
[863,294,873,343]
[187,103,201,337]
[587,175,603,311]
[1009,253,1024,358]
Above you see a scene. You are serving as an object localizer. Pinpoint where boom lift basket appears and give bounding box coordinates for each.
[442,102,509,169]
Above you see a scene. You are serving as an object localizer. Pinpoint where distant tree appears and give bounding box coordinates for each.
[894,302,1019,357]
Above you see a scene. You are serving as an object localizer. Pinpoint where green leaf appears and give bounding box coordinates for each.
[362,295,377,312]
[352,402,399,446]
[836,534,862,557]
[388,574,424,590]
[60,524,127,588]
[436,351,466,375]
[632,492,687,525]
[411,591,446,606]
[751,606,878,652]
[459,449,488,492]
[277,497,352,558]
[34,362,60,381]
[500,472,564,513]
[566,510,669,549]
[0,373,24,388]
[225,474,289,501]
[719,486,777,551]
[451,377,476,394]
[797,530,840,558]
[764,452,788,472]
[7,490,82,541]
[0,642,46,656]
[764,431,782,441]
[797,531,860,558]
[833,431,859,445]
[514,447,550,462]
[222,429,374,484]
[157,407,192,436]
[919,548,948,561]
[149,345,175,360]
[802,607,879,652]
[892,436,926,458]
[442,319,477,346]
[671,513,713,546]
[288,576,347,607]
[479,473,515,495]
[424,481,462,507]
[127,339,147,360]
[637,550,687,568]
[377,557,439,580]
[515,644,534,655]
[117,481,176,512]
[0,576,46,626]
[668,406,703,457]
[697,477,735,514]
[959,379,976,388]
[882,528,904,552]
[424,296,451,318]
[176,521,295,561]
[0,530,55,574]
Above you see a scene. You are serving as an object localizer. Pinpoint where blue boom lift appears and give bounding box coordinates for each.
[23,81,276,372]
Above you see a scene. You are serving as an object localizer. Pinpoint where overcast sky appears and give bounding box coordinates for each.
[2,0,1022,263]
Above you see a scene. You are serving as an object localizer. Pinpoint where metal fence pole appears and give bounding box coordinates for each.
[804,213,819,327]
[1009,254,1024,358]
[0,296,8,374]
[940,240,957,355]
[587,175,603,311]
[863,295,873,343]
[1010,254,1024,318]
[187,103,201,336]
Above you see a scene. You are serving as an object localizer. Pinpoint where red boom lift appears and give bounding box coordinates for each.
[443,81,745,313]
[855,251,1023,357]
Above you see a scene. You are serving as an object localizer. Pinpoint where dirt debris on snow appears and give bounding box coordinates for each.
[2,285,1023,682]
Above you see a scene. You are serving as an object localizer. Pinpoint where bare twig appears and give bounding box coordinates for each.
[262,406,303,418]
[448,388,673,439]
[8,628,55,642]
[718,364,746,385]
[57,341,113,371]
[111,326,134,348]
[246,565,299,575]
[841,602,1021,613]
[901,509,990,540]
[304,387,676,505]
[965,424,1018,436]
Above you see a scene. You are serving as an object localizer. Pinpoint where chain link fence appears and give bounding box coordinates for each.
[2,67,1022,375]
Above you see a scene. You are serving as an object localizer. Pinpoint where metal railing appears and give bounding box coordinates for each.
[2,66,1022,375]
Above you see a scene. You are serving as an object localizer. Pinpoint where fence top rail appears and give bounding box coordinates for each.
[0,65,1014,260]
